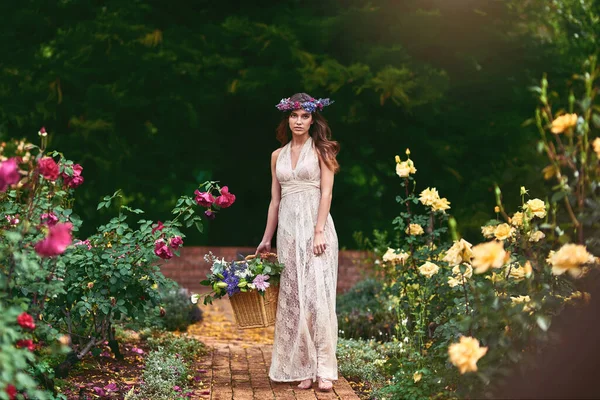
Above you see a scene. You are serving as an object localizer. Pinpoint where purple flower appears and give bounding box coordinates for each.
[93,387,106,396]
[204,209,216,220]
[131,347,144,355]
[223,270,240,296]
[252,274,270,291]
[104,383,118,392]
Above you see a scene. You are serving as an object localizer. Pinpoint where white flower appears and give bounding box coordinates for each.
[190,294,200,304]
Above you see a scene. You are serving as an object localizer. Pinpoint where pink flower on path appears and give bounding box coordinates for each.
[38,157,59,181]
[154,239,173,260]
[17,312,36,330]
[0,158,20,191]
[194,190,215,207]
[92,387,106,396]
[214,186,236,208]
[169,236,183,250]
[34,222,73,257]
[252,274,270,291]
[62,164,84,188]
[41,212,59,226]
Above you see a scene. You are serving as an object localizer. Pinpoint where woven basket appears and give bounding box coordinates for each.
[228,253,280,329]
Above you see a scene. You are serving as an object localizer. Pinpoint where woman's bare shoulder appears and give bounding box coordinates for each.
[271,147,283,159]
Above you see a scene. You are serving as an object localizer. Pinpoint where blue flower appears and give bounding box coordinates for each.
[224,273,240,296]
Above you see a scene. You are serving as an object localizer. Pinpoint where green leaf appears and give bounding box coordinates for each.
[195,220,204,233]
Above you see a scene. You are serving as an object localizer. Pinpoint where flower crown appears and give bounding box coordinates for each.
[275,97,333,113]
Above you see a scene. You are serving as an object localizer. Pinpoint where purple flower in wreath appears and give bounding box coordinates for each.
[252,274,270,291]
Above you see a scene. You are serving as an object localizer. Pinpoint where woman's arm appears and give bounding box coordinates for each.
[313,155,335,256]
[256,149,282,254]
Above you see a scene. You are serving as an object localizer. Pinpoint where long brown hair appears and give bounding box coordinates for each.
[275,92,340,173]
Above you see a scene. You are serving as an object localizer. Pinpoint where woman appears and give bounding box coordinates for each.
[255,92,340,391]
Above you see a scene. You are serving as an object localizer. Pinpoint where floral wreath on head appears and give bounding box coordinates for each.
[275,97,334,113]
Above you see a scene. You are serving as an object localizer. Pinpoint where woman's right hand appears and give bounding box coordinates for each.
[255,241,271,255]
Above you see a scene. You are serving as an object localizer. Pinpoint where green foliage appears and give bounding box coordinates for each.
[155,285,203,332]
[336,338,388,384]
[134,349,189,400]
[337,278,397,341]
[146,333,207,363]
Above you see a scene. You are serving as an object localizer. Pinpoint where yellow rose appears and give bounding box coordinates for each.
[508,261,532,281]
[593,137,600,158]
[494,223,515,241]
[471,241,506,274]
[548,243,594,278]
[510,295,533,313]
[525,198,546,218]
[448,336,488,374]
[542,164,559,180]
[510,212,524,227]
[452,263,473,280]
[529,230,545,242]
[481,225,495,239]
[406,223,424,236]
[396,159,417,178]
[432,197,451,212]
[447,276,462,288]
[443,239,473,266]
[419,261,440,278]
[413,372,422,383]
[419,187,440,207]
[494,206,500,213]
[551,113,578,134]
[383,247,410,266]
[395,155,401,163]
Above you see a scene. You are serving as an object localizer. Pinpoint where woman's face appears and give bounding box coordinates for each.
[288,109,313,137]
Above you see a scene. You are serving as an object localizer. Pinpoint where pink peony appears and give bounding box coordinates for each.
[34,222,73,257]
[5,384,17,400]
[152,221,164,234]
[0,158,20,191]
[154,239,173,260]
[61,164,84,188]
[41,212,59,226]
[38,157,59,181]
[17,312,36,330]
[194,190,215,207]
[16,339,35,351]
[214,186,236,208]
[169,236,183,250]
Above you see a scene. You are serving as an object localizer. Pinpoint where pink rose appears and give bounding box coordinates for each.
[154,239,173,260]
[16,339,35,351]
[194,190,215,207]
[17,312,36,330]
[41,212,59,226]
[38,157,59,181]
[152,221,164,234]
[214,186,236,208]
[169,236,183,250]
[0,158,20,191]
[34,222,73,257]
[6,384,17,400]
[62,164,84,188]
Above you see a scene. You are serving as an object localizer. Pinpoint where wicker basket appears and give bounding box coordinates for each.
[228,253,280,329]
[229,284,279,329]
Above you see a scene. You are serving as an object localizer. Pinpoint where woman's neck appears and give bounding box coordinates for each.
[290,134,310,148]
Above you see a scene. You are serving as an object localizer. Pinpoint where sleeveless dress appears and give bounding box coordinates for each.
[268,136,339,383]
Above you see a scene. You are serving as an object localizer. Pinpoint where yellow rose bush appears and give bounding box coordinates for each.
[367,143,598,400]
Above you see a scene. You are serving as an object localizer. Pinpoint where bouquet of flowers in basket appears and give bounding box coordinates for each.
[193,252,285,305]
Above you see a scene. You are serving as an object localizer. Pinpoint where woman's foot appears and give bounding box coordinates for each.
[318,377,333,392]
[297,379,312,390]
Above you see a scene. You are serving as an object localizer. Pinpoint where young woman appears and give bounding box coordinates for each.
[255,93,340,391]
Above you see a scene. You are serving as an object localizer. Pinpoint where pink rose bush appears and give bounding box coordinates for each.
[61,164,84,188]
[34,222,73,257]
[37,157,59,181]
[16,313,36,331]
[193,184,236,220]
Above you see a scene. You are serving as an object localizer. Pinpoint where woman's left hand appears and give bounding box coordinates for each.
[313,231,327,256]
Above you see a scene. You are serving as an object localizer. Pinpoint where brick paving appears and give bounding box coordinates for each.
[188,289,360,400]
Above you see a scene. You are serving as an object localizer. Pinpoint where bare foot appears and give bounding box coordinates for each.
[318,377,333,392]
[297,379,312,390]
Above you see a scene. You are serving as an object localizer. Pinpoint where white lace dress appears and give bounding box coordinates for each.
[268,136,339,383]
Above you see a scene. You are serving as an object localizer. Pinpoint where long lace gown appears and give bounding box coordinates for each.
[268,136,339,383]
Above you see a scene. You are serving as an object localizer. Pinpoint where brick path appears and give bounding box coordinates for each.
[188,290,360,400]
